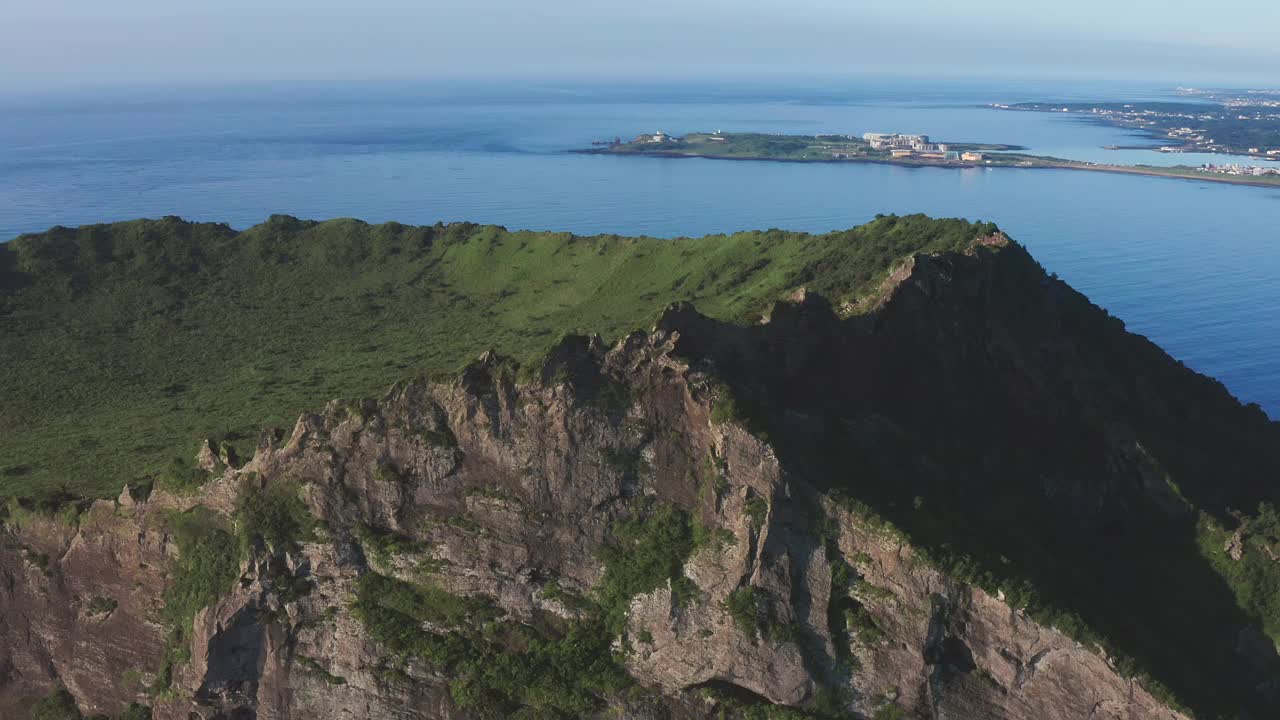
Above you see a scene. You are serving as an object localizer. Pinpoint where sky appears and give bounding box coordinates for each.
[3,0,1279,95]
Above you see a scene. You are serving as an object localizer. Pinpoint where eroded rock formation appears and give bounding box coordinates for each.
[4,235,1276,719]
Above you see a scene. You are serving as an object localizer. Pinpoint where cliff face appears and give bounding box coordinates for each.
[2,234,1276,719]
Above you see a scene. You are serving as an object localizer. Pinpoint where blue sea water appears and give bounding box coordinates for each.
[2,80,1278,416]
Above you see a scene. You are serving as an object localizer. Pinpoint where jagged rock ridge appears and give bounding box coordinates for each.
[2,233,1277,719]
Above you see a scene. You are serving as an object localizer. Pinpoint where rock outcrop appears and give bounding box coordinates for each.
[3,235,1276,719]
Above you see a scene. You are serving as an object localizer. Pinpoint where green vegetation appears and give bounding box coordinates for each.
[294,655,348,685]
[351,572,628,718]
[596,499,698,635]
[744,495,769,532]
[597,132,1024,164]
[594,130,1280,188]
[160,507,240,654]
[86,594,118,616]
[710,387,745,426]
[872,704,906,720]
[1198,505,1280,642]
[652,219,1278,718]
[844,604,885,645]
[9,211,1275,717]
[1007,100,1280,153]
[736,374,1268,716]
[0,214,996,499]
[856,582,894,603]
[354,522,426,568]
[28,687,81,720]
[3,493,83,532]
[973,667,1001,690]
[352,499,706,717]
[699,683,848,720]
[235,480,315,554]
[691,515,736,553]
[357,572,500,628]
[601,447,644,476]
[540,577,592,611]
[117,704,153,720]
[600,132,853,161]
[375,461,402,484]
[722,586,763,640]
[155,456,211,495]
[25,692,149,720]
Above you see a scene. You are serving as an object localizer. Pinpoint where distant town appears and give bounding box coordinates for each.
[994,91,1280,159]
[1198,163,1280,178]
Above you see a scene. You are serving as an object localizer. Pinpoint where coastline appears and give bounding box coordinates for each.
[1035,162,1280,189]
[573,147,1280,190]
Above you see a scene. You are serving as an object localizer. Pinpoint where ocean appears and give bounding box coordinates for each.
[2,79,1278,416]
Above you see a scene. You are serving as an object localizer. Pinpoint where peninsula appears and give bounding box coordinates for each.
[579,130,1280,188]
[993,88,1280,158]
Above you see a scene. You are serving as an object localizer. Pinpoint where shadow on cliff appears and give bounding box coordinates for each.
[658,240,1280,716]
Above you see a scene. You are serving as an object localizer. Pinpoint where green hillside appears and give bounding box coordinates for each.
[0,214,992,499]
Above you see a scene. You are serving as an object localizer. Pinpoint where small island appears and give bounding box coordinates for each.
[578,130,1280,188]
[582,130,1020,166]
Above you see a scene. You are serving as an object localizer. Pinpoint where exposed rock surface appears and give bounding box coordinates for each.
[3,235,1276,719]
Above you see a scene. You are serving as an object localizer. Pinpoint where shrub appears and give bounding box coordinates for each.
[857,582,895,603]
[723,586,763,640]
[692,515,736,553]
[161,507,240,641]
[601,447,643,476]
[117,704,153,720]
[872,704,906,720]
[28,687,81,720]
[592,379,633,414]
[710,387,743,426]
[375,461,402,484]
[354,523,425,568]
[351,572,628,717]
[830,559,854,592]
[744,495,769,532]
[3,494,82,531]
[155,457,209,495]
[596,500,696,635]
[670,575,701,609]
[541,578,591,611]
[86,595,117,616]
[845,605,884,644]
[295,655,347,685]
[236,480,315,554]
[357,572,499,629]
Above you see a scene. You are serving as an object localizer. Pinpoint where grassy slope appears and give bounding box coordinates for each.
[0,213,992,499]
[607,133,867,161]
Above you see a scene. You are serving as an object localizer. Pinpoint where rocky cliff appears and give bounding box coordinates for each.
[2,232,1277,719]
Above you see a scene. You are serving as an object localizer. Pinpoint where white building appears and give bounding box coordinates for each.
[863,132,937,151]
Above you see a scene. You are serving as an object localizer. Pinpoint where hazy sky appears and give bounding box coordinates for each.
[4,0,1279,94]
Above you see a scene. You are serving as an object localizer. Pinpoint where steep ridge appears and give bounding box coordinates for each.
[2,228,1278,719]
[0,214,994,500]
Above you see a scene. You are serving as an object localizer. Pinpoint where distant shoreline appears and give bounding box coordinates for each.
[573,147,1280,190]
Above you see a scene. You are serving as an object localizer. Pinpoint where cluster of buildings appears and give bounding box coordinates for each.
[1199,163,1280,177]
[633,130,679,144]
[863,133,949,152]
[861,133,979,162]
